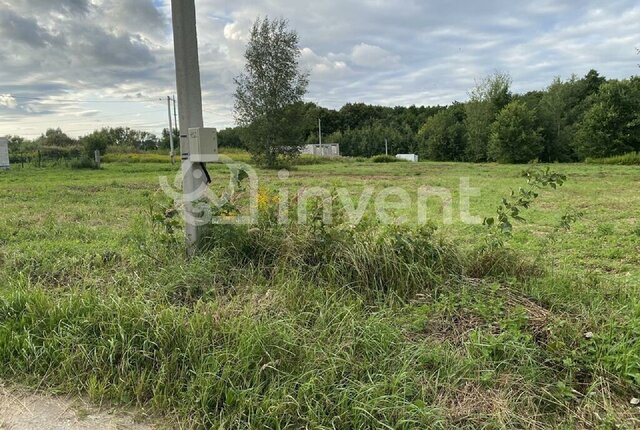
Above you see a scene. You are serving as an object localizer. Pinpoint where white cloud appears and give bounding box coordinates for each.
[223,21,249,41]
[0,94,17,109]
[350,43,400,68]
[300,47,351,79]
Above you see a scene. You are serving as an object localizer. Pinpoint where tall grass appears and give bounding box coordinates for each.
[203,222,465,301]
[101,152,173,164]
[1,177,638,428]
[585,152,640,165]
[0,212,553,429]
[0,279,457,428]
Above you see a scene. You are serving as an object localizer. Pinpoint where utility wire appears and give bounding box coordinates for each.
[6,95,166,104]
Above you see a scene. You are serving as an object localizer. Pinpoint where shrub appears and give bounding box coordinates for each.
[81,131,109,158]
[40,145,83,160]
[70,157,100,170]
[371,155,403,163]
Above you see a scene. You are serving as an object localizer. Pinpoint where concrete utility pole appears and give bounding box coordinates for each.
[173,95,178,135]
[318,118,322,147]
[385,139,388,156]
[167,96,176,165]
[171,0,208,253]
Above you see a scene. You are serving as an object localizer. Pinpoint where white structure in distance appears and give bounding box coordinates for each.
[0,138,9,170]
[396,154,419,162]
[302,143,340,157]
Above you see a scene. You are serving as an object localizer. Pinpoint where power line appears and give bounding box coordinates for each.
[5,95,166,104]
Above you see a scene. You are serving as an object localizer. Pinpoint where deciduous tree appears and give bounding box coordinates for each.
[418,103,466,161]
[464,72,512,161]
[234,17,309,167]
[575,77,640,158]
[488,100,543,163]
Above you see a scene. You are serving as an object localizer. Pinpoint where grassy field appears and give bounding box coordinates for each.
[0,156,639,428]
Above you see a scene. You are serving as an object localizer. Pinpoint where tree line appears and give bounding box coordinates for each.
[227,17,640,166]
[6,69,638,165]
[224,69,640,164]
[5,126,180,161]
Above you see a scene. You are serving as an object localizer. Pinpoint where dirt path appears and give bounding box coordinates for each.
[0,385,157,430]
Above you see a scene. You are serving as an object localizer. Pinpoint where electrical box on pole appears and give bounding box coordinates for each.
[188,127,218,162]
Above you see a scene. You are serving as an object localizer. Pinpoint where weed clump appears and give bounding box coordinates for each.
[466,246,541,280]
[203,221,464,300]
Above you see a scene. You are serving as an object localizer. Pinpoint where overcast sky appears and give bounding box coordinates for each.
[0,0,638,138]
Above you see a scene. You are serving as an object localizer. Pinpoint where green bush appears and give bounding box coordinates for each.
[40,145,83,159]
[371,154,403,163]
[9,146,83,164]
[70,157,100,170]
[197,188,541,301]
[81,131,109,158]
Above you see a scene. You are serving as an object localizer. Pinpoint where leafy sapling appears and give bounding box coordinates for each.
[483,166,567,246]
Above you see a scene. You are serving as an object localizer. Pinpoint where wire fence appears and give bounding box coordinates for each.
[9,148,86,168]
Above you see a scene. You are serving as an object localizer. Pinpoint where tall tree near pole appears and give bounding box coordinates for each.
[234,17,309,167]
[170,0,209,254]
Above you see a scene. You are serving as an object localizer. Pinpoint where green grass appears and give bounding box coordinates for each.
[0,159,639,428]
[100,149,345,166]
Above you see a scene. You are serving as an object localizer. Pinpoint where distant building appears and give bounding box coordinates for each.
[302,143,340,157]
[0,138,9,170]
[396,154,419,162]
